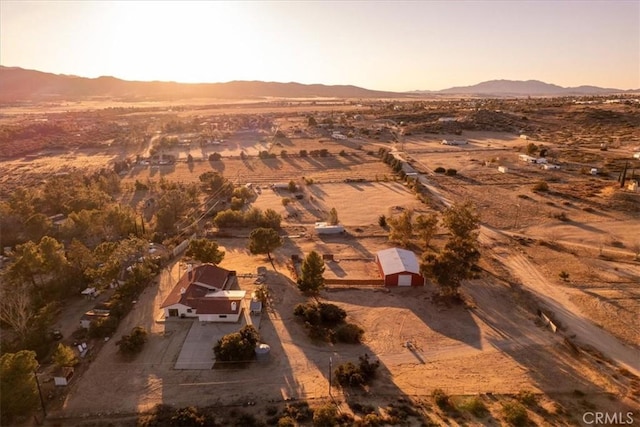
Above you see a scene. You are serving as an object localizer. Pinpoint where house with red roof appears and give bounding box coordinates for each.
[160,263,246,322]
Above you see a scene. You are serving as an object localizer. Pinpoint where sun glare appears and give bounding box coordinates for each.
[103,2,257,83]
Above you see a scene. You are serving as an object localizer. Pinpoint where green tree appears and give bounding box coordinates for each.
[53,343,78,368]
[313,403,338,427]
[297,251,325,294]
[422,202,481,296]
[0,351,39,423]
[213,325,259,362]
[414,212,439,249]
[260,208,282,229]
[117,326,148,356]
[526,142,539,155]
[387,210,413,247]
[327,207,339,225]
[441,201,480,240]
[248,227,282,265]
[288,180,298,193]
[24,213,52,242]
[186,238,225,264]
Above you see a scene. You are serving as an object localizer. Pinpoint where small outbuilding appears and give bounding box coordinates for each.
[375,248,425,287]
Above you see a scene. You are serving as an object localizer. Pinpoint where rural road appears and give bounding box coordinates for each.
[481,226,640,378]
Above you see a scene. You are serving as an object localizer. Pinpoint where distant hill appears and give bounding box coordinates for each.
[0,66,403,102]
[1,67,634,102]
[430,79,631,96]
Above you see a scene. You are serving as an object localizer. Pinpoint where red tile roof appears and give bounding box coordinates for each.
[160,264,234,309]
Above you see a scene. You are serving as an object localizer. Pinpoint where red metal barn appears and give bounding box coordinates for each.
[375,248,425,287]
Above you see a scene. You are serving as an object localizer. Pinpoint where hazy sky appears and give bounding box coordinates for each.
[1,1,638,91]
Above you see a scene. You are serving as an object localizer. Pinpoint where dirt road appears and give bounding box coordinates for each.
[480,227,640,377]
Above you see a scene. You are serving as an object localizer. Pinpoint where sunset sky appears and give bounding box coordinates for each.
[1,1,638,91]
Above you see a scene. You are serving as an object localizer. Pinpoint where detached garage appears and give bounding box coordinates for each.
[376,248,425,287]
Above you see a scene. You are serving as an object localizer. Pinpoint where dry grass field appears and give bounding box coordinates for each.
[2,98,639,425]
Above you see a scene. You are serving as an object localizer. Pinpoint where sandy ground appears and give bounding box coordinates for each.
[8,122,634,421]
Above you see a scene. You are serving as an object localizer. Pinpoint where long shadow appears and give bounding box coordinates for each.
[325,260,346,278]
[271,272,431,424]
[207,160,225,173]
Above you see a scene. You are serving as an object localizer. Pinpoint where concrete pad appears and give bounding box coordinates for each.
[174,319,246,370]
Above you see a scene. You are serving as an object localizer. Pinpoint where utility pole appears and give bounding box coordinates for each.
[34,369,46,417]
[328,357,333,397]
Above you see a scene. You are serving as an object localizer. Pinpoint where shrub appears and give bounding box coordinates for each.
[318,303,346,326]
[117,326,148,356]
[432,388,450,410]
[517,390,538,406]
[277,416,295,427]
[288,180,298,192]
[335,362,365,387]
[434,167,446,173]
[170,406,207,427]
[282,197,291,206]
[559,270,570,281]
[313,403,338,427]
[334,323,364,343]
[339,150,347,156]
[230,197,244,210]
[378,215,387,227]
[280,150,288,158]
[502,401,529,426]
[208,152,222,161]
[459,396,488,417]
[533,181,549,192]
[445,168,457,176]
[299,150,308,157]
[213,325,259,362]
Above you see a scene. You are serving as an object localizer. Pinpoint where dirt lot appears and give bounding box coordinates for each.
[3,99,638,424]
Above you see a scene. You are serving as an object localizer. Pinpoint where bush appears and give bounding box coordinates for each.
[559,270,570,281]
[208,152,222,161]
[434,167,446,173]
[318,303,346,326]
[445,168,457,176]
[277,416,295,427]
[517,390,538,406]
[334,323,364,343]
[170,406,207,427]
[213,325,259,362]
[533,181,549,192]
[299,150,308,157]
[313,403,338,427]
[378,215,387,227]
[117,326,148,356]
[280,150,288,158]
[334,354,379,387]
[502,401,529,426]
[432,388,451,410]
[459,396,488,417]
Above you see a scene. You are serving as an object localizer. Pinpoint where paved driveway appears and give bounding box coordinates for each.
[174,319,246,369]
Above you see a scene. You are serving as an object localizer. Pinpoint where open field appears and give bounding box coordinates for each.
[1,97,639,425]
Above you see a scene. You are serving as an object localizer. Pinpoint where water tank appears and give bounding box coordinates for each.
[255,344,271,363]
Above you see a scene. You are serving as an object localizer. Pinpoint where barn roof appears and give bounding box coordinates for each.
[376,248,420,275]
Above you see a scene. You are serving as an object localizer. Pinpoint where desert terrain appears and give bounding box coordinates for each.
[1,95,639,426]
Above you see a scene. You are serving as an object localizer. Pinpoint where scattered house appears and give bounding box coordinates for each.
[441,139,468,146]
[315,222,345,235]
[628,180,639,192]
[375,248,425,287]
[633,152,640,159]
[519,154,537,163]
[332,132,347,140]
[80,287,99,300]
[53,367,74,386]
[250,299,263,315]
[79,301,111,329]
[590,168,599,175]
[271,183,290,190]
[498,166,509,173]
[542,164,561,170]
[535,157,548,164]
[160,264,245,322]
[438,117,457,122]
[520,134,529,140]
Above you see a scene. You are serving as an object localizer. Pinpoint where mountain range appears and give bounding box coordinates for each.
[0,66,634,103]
